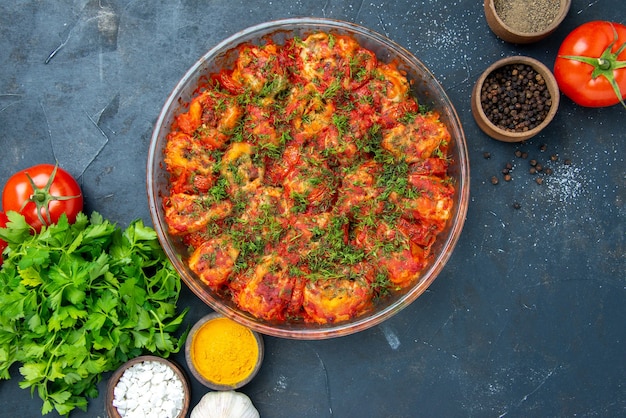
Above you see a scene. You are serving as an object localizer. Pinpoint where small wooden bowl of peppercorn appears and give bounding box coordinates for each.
[484,0,571,44]
[471,56,560,142]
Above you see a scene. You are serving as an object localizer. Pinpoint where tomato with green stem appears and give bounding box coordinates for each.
[2,164,83,232]
[554,21,626,108]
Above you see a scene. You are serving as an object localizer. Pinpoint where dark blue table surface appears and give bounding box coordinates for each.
[1,1,624,417]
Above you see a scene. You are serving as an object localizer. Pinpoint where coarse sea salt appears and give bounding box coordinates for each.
[112,360,185,418]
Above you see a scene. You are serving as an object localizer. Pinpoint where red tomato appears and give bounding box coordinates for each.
[0,212,8,265]
[2,164,83,232]
[554,21,626,107]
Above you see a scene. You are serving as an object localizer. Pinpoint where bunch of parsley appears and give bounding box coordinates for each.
[0,212,188,416]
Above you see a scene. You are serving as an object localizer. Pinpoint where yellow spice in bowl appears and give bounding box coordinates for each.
[191,316,260,386]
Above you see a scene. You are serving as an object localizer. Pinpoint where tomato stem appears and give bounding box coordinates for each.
[22,163,82,228]
[597,58,611,71]
[559,23,626,109]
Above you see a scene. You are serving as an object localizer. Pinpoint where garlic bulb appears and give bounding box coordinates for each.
[190,391,260,418]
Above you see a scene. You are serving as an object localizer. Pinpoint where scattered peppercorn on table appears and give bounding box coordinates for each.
[1,1,624,417]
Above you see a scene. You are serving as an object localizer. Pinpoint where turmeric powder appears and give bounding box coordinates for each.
[191,316,260,387]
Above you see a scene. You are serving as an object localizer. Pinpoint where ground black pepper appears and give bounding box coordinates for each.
[494,0,561,33]
[480,64,552,133]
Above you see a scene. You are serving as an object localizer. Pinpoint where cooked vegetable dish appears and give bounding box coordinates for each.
[163,32,455,324]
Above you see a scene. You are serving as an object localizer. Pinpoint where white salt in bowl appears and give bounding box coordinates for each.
[106,355,190,418]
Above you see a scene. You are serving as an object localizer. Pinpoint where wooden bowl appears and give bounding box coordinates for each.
[471,56,560,142]
[185,313,264,390]
[484,0,571,44]
[106,355,190,418]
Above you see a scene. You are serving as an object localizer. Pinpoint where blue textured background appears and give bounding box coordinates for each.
[1,1,624,416]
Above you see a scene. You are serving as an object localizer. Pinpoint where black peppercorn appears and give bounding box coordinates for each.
[479,64,551,133]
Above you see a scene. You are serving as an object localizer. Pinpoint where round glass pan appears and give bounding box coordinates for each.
[147,18,470,339]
